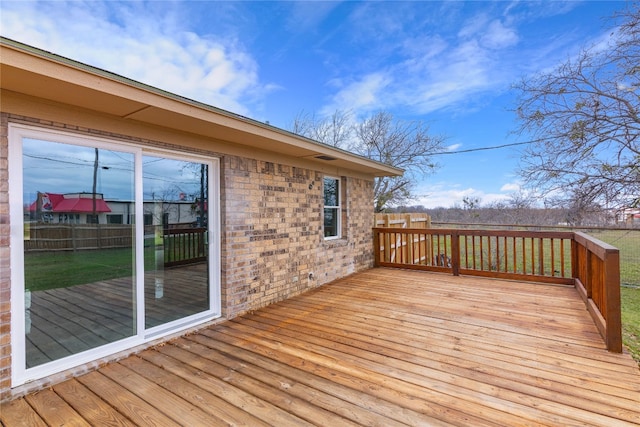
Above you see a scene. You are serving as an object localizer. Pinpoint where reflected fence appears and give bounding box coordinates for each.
[23,223,133,251]
[23,223,207,266]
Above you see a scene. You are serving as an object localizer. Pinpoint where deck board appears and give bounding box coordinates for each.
[24,388,91,427]
[3,268,640,426]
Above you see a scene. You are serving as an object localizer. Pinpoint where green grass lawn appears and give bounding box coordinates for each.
[587,229,640,285]
[25,239,206,292]
[621,286,640,365]
[25,248,136,292]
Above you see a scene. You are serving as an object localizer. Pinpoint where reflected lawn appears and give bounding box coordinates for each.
[24,248,148,291]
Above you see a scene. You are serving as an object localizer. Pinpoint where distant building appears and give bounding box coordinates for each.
[28,192,202,227]
[616,207,640,225]
[28,192,111,224]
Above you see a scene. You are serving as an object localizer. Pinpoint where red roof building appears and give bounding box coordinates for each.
[28,192,111,213]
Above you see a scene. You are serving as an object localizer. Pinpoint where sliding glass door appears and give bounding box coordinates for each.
[21,139,136,368]
[10,124,218,384]
[143,156,210,330]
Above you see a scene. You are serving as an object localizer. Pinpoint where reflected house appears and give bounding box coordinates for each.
[28,192,203,227]
[27,192,111,224]
[0,37,402,400]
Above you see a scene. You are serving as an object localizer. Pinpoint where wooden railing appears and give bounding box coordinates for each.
[163,227,207,267]
[572,232,622,352]
[373,227,622,352]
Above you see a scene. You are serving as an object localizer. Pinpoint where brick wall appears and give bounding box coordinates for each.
[0,115,376,400]
[221,156,375,318]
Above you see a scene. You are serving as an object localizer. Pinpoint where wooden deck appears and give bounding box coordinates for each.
[26,263,208,367]
[3,268,640,426]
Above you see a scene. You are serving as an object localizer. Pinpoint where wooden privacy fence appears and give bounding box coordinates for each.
[374,213,431,229]
[25,224,207,268]
[373,227,622,352]
[24,224,133,251]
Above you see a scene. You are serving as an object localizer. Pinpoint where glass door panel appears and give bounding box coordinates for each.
[143,156,209,329]
[22,139,135,368]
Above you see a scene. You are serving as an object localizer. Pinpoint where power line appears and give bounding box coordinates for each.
[431,140,534,156]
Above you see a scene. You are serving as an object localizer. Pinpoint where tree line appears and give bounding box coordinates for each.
[386,202,620,228]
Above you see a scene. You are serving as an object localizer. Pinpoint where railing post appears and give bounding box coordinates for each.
[538,237,544,276]
[373,229,381,267]
[571,236,578,281]
[405,214,413,264]
[604,249,622,352]
[586,248,593,299]
[451,231,460,276]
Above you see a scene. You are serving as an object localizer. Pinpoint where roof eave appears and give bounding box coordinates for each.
[0,37,403,178]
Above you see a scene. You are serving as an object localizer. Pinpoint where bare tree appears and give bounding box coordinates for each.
[461,196,481,220]
[504,190,536,224]
[292,110,446,212]
[291,110,353,148]
[513,4,640,211]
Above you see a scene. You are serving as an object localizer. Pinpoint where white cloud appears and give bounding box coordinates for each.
[402,35,448,62]
[481,20,519,49]
[458,13,519,49]
[322,7,523,118]
[321,73,392,116]
[500,182,521,192]
[0,1,268,117]
[413,183,511,209]
[410,39,492,113]
[447,144,462,152]
[458,13,491,39]
[322,35,495,117]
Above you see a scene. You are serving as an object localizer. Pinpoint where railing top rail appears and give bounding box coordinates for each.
[373,227,574,239]
[573,231,619,260]
[164,227,207,235]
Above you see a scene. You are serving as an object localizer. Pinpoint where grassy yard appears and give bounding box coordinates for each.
[25,235,206,292]
[25,248,136,292]
[587,229,640,286]
[621,286,640,364]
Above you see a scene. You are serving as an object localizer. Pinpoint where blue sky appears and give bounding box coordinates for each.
[0,1,627,207]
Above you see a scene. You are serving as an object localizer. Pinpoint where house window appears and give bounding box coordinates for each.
[107,214,123,224]
[323,176,341,239]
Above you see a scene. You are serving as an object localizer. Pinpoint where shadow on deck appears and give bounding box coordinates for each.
[2,268,640,426]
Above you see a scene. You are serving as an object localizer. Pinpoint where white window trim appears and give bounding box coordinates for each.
[323,176,341,240]
[8,123,221,387]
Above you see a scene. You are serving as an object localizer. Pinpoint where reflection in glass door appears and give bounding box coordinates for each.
[22,139,136,368]
[143,156,210,329]
[13,125,218,384]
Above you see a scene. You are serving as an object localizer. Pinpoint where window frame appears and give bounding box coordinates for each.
[323,176,341,240]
